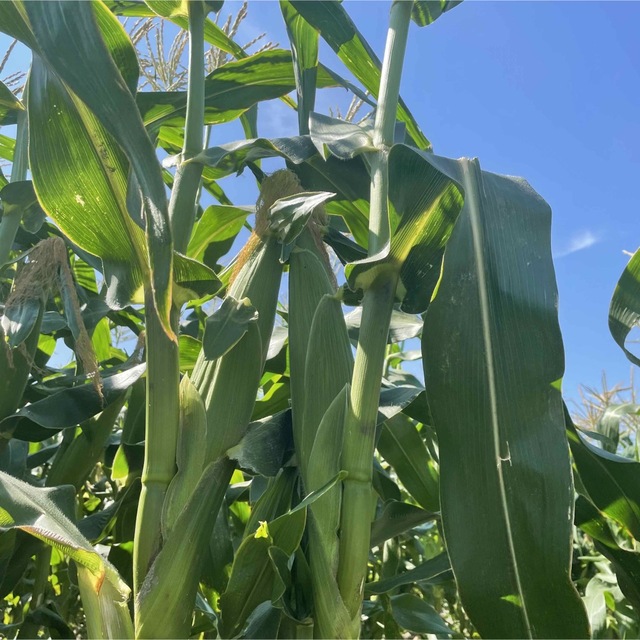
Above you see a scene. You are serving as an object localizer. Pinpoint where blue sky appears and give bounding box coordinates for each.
[2,1,639,403]
[223,0,640,402]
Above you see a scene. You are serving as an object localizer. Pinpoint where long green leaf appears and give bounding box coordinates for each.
[0,471,133,638]
[28,58,218,310]
[411,0,463,27]
[280,0,318,134]
[346,146,464,314]
[567,409,640,541]
[422,158,589,638]
[609,248,640,367]
[290,0,430,150]
[137,49,346,132]
[25,0,174,334]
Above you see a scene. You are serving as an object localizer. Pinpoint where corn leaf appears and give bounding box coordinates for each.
[567,408,640,541]
[280,0,318,134]
[346,146,464,314]
[575,496,640,612]
[0,471,133,638]
[0,364,146,442]
[411,0,463,27]
[609,248,640,367]
[290,0,429,150]
[377,414,439,512]
[422,158,589,637]
[366,552,451,595]
[137,49,350,132]
[220,507,307,637]
[25,0,174,335]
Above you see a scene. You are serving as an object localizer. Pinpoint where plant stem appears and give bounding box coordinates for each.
[133,1,207,597]
[367,0,412,255]
[167,0,206,254]
[0,107,28,268]
[133,298,180,596]
[337,1,412,632]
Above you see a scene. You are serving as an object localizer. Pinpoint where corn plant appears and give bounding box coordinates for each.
[2,1,639,638]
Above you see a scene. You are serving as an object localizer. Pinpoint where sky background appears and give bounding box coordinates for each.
[1,1,639,405]
[222,0,640,403]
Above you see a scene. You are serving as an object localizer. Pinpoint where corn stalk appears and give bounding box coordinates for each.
[337,1,413,631]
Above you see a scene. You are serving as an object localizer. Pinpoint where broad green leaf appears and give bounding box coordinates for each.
[280,0,318,134]
[346,146,464,314]
[26,1,174,335]
[0,2,39,51]
[192,135,317,174]
[390,593,453,636]
[422,158,589,638]
[370,501,437,547]
[0,80,23,126]
[377,413,439,512]
[179,334,202,372]
[0,364,146,442]
[27,56,145,309]
[290,0,430,150]
[309,112,376,160]
[345,307,423,343]
[220,507,307,637]
[137,49,345,132]
[28,58,218,310]
[366,552,452,595]
[609,248,640,367]
[0,181,44,235]
[567,410,640,541]
[0,470,133,638]
[202,296,258,361]
[227,410,293,477]
[575,496,640,612]
[187,204,252,262]
[411,0,463,27]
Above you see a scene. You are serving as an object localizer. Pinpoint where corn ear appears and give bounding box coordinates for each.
[136,458,235,639]
[161,374,207,536]
[288,229,337,475]
[300,294,353,478]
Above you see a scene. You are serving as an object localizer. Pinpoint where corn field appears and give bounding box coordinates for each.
[1,1,640,638]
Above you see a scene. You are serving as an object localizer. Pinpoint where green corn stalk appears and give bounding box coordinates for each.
[134,1,208,596]
[336,1,414,633]
[136,171,298,637]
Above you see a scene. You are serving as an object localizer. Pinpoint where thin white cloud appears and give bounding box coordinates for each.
[555,230,600,258]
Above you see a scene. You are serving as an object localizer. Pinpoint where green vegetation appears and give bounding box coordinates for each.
[0,1,639,638]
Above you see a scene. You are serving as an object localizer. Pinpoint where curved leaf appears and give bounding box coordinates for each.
[567,409,640,541]
[422,158,589,638]
[280,0,318,134]
[346,147,464,314]
[289,0,430,150]
[26,0,173,334]
[609,248,640,367]
[137,49,347,132]
[0,364,146,442]
[0,470,133,638]
[411,0,463,27]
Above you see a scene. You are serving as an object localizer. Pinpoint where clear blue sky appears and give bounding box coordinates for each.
[2,1,639,402]
[225,0,640,402]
